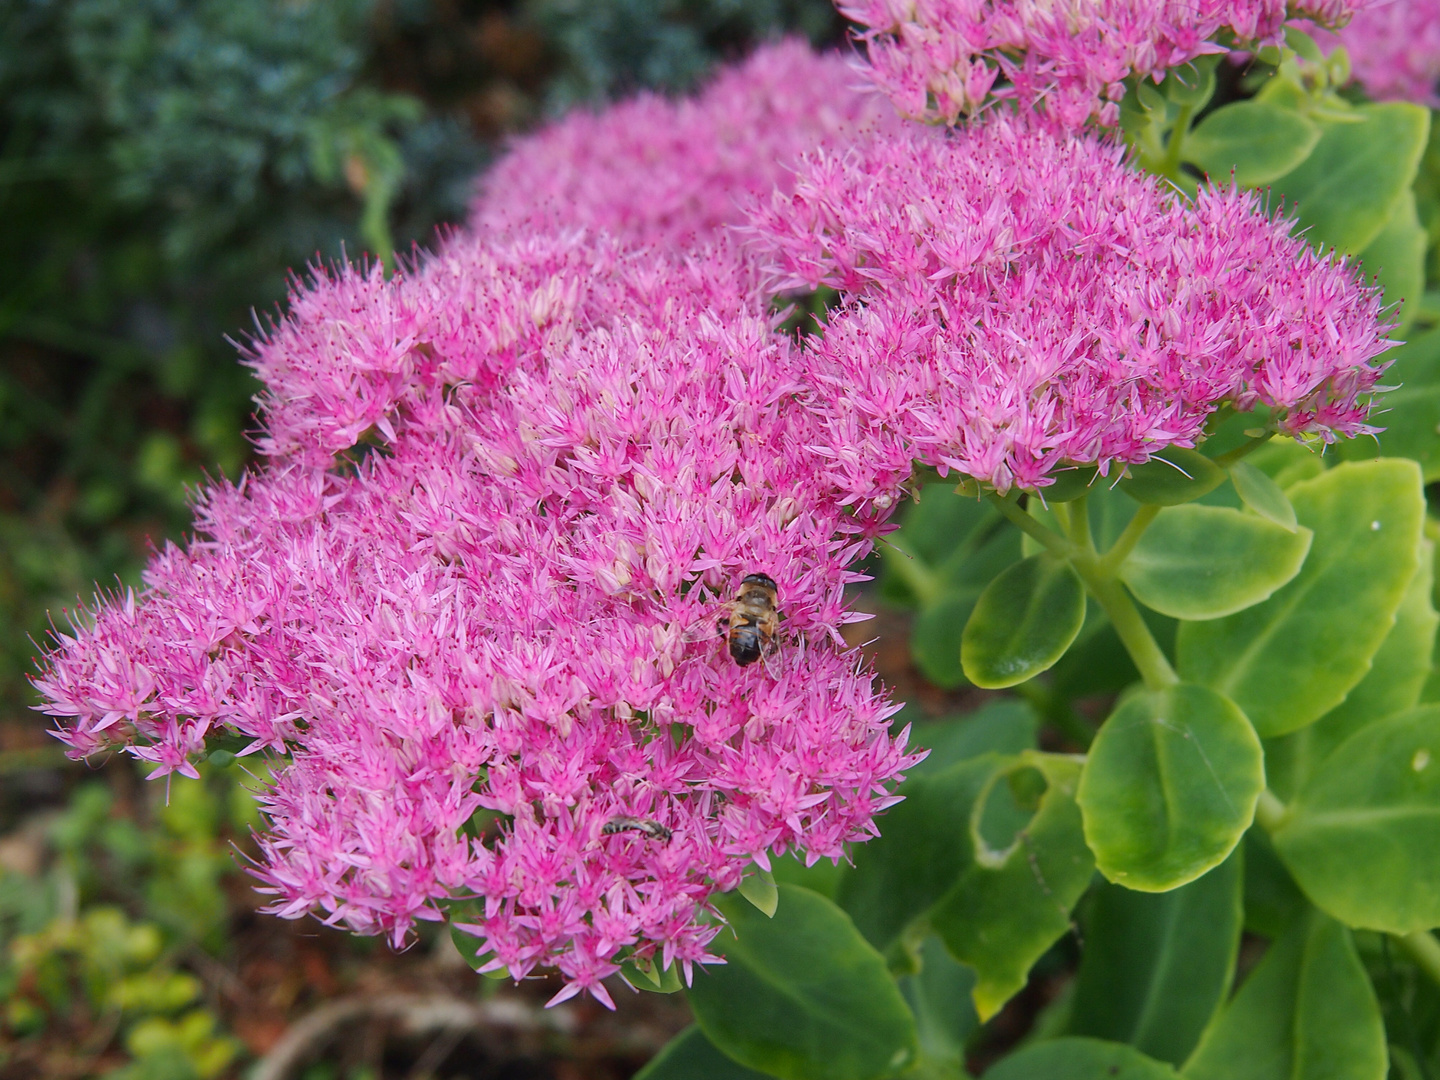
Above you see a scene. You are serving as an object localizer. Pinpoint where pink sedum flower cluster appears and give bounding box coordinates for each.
[36,232,918,1006]
[1333,0,1440,105]
[33,24,1400,1007]
[746,117,1393,497]
[472,40,900,250]
[840,0,1375,126]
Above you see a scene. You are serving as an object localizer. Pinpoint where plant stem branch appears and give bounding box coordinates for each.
[1214,431,1276,468]
[986,492,1074,557]
[1098,504,1161,576]
[1064,494,1094,554]
[1204,404,1236,435]
[1160,104,1195,180]
[1072,563,1178,690]
[1397,931,1440,990]
[879,536,942,607]
[1254,788,1289,832]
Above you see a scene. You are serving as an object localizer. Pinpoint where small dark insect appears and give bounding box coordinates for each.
[601,816,673,842]
[718,573,780,668]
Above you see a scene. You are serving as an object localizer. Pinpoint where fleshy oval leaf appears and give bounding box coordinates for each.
[1177,459,1425,737]
[986,1037,1179,1080]
[623,955,686,994]
[1269,100,1430,254]
[636,1026,772,1080]
[961,554,1086,688]
[689,885,918,1080]
[930,753,1094,1020]
[1078,684,1263,891]
[1032,465,1099,503]
[1272,705,1440,933]
[1119,447,1226,506]
[1228,460,1297,532]
[1119,505,1312,620]
[738,868,779,918]
[1182,912,1386,1080]
[1184,99,1321,186]
[1067,850,1243,1067]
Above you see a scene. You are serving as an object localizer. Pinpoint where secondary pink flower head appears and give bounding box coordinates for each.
[840,0,1376,126]
[34,233,917,1006]
[1332,0,1440,104]
[747,116,1393,498]
[471,39,900,250]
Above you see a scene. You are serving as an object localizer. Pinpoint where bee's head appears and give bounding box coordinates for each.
[740,572,777,591]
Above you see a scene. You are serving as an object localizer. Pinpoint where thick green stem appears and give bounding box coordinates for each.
[1063,494,1094,554]
[1204,404,1236,436]
[989,491,1173,690]
[1159,104,1195,181]
[1214,431,1276,468]
[1398,931,1440,989]
[880,536,942,606]
[1254,788,1289,832]
[986,492,1074,557]
[1074,563,1178,690]
[1098,504,1161,577]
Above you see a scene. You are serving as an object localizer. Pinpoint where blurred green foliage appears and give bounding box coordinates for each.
[0,768,262,1076]
[527,0,841,107]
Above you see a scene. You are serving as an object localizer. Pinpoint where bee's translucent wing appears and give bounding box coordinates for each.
[761,634,782,679]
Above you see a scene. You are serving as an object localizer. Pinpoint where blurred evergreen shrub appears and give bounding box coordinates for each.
[526,0,841,107]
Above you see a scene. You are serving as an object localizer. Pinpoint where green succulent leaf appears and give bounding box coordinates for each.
[908,700,1040,779]
[1067,849,1243,1066]
[1078,684,1263,891]
[1228,461,1297,532]
[961,553,1087,688]
[738,868,779,918]
[1181,912,1386,1080]
[887,485,1021,688]
[770,852,844,902]
[1119,447,1227,506]
[1119,505,1312,620]
[1267,541,1437,801]
[1335,328,1440,481]
[1241,830,1309,939]
[1177,459,1425,737]
[838,752,1093,1022]
[1162,57,1218,109]
[930,753,1095,1019]
[1244,439,1327,489]
[987,1037,1180,1080]
[1184,100,1321,186]
[897,935,979,1070]
[1358,189,1426,334]
[623,954,685,994]
[635,1026,772,1080]
[837,755,999,955]
[1270,101,1430,254]
[1033,465,1100,502]
[912,592,979,689]
[688,885,918,1080]
[1272,705,1440,933]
